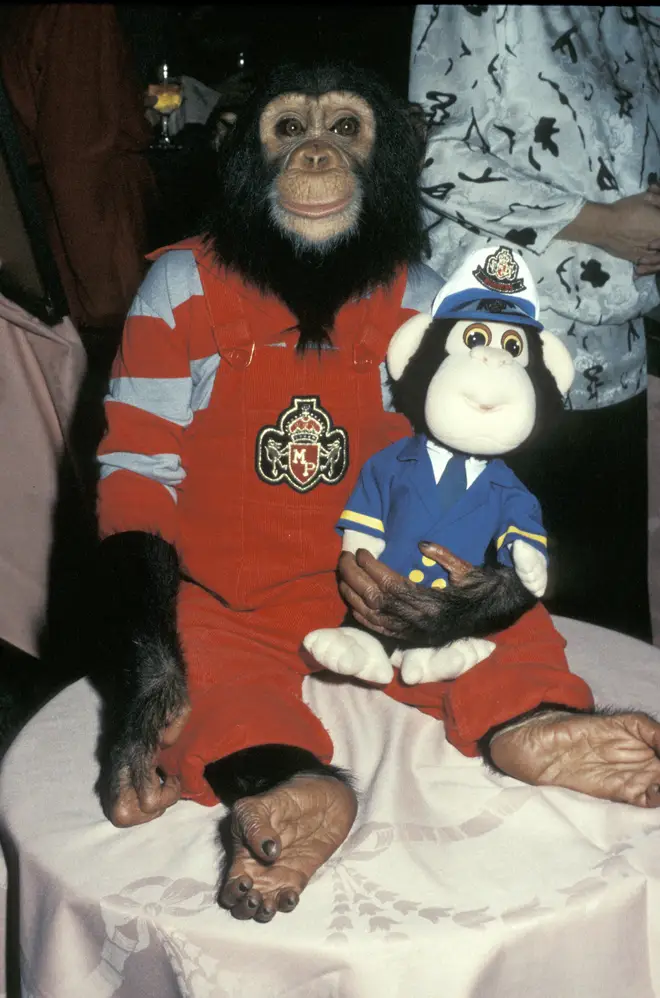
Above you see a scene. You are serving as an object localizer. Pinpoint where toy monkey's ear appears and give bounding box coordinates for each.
[539,331,574,394]
[387,313,434,381]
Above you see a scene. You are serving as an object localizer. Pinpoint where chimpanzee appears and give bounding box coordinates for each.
[95,61,660,926]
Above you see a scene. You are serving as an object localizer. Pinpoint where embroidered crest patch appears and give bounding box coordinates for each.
[256,396,348,492]
[473,246,526,295]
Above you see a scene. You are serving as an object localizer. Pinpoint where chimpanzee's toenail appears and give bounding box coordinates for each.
[262,839,277,857]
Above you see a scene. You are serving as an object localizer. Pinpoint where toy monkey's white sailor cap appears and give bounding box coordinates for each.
[431,245,543,332]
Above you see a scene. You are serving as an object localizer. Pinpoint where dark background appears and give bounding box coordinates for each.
[116,5,416,96]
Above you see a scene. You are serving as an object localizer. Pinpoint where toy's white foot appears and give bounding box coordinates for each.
[400,637,496,685]
[512,539,548,598]
[303,627,394,684]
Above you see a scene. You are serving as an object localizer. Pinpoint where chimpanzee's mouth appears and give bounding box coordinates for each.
[281,197,352,218]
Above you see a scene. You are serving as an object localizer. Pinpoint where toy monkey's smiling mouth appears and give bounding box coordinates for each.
[464,395,505,414]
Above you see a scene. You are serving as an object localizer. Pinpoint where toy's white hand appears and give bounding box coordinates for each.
[341,529,386,558]
[512,539,547,598]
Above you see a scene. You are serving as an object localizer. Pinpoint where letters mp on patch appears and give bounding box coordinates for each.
[256,396,349,492]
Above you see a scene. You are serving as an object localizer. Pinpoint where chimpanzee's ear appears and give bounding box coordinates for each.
[539,330,574,394]
[387,313,434,380]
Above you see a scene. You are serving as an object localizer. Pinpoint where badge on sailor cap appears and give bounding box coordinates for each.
[431,245,543,332]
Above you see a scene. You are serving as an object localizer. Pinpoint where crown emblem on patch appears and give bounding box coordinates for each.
[256,396,348,492]
[473,246,526,295]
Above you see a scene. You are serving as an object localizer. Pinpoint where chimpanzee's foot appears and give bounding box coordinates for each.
[219,774,358,923]
[490,710,660,808]
[303,627,394,684]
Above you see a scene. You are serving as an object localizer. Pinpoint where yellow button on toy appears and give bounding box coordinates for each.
[431,578,447,589]
[422,556,435,567]
[409,569,424,583]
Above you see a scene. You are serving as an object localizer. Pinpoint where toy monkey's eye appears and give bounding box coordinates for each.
[463,323,492,349]
[276,117,305,137]
[331,116,360,137]
[501,330,524,357]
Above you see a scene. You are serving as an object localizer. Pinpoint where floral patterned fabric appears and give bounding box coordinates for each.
[410,5,660,409]
[2,617,660,997]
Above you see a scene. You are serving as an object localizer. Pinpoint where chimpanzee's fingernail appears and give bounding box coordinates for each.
[237,881,249,893]
[247,897,258,909]
[262,838,277,857]
[419,540,433,547]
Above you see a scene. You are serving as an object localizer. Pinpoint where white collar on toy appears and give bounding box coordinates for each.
[426,439,488,488]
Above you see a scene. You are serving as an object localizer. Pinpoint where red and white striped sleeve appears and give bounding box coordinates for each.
[97,249,204,541]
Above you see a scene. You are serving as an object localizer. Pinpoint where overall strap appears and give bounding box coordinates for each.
[351,266,410,370]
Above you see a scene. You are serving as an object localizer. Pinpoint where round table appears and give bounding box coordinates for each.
[2,617,660,998]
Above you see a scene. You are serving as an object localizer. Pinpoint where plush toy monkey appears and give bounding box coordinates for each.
[304,245,574,685]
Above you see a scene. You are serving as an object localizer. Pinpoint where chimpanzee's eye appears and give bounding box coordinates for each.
[276,118,305,137]
[331,117,360,137]
[463,323,492,349]
[501,330,524,357]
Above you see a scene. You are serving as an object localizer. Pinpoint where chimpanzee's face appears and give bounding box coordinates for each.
[259,91,375,249]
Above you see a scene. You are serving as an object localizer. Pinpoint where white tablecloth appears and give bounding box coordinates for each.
[2,616,660,998]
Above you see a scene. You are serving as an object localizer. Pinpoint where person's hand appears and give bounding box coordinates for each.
[633,183,660,276]
[144,91,159,127]
[558,187,660,275]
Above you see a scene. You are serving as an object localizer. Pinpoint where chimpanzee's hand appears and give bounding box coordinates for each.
[338,550,418,638]
[99,683,190,828]
[337,542,476,641]
[338,542,534,646]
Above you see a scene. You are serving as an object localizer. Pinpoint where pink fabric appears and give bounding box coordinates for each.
[0,293,86,655]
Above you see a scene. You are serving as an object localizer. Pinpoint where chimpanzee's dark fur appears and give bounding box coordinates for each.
[365,561,538,656]
[93,532,188,810]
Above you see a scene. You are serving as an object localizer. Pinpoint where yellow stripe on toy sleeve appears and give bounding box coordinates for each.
[496,526,548,550]
[339,510,385,533]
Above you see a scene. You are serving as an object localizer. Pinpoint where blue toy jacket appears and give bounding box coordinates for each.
[336,435,547,587]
